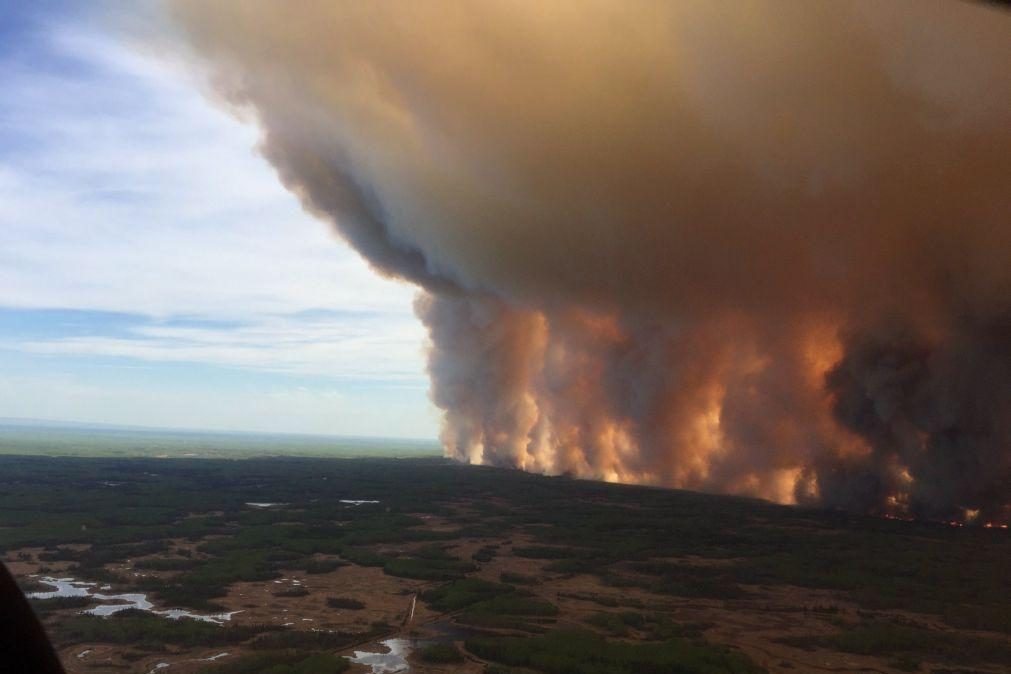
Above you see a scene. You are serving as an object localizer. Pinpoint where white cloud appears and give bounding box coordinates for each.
[0,15,417,319]
[13,313,428,381]
[0,8,438,437]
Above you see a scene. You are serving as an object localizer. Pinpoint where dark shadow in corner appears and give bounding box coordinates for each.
[0,562,66,674]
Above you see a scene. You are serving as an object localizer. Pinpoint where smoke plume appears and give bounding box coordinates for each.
[169,1,1011,522]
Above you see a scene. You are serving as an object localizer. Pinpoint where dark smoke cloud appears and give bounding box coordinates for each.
[169,1,1011,522]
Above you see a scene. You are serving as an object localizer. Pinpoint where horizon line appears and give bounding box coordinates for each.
[0,416,440,445]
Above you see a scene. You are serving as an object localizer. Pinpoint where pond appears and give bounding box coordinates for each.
[29,576,240,624]
[347,638,424,673]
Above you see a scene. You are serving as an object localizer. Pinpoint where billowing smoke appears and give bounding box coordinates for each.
[168,1,1011,523]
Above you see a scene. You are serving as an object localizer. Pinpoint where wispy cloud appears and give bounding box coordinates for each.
[13,311,427,382]
[0,13,415,318]
[0,6,436,436]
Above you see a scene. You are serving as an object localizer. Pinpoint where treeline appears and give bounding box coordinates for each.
[466,629,764,674]
[55,610,279,650]
[779,619,1011,670]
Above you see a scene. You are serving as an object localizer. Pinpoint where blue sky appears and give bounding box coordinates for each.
[0,2,438,438]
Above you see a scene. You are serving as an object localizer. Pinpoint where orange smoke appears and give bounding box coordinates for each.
[169,0,1011,523]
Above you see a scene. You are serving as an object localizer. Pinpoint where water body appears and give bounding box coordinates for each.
[29,577,94,598]
[246,499,378,508]
[347,638,418,673]
[87,592,153,615]
[29,577,240,624]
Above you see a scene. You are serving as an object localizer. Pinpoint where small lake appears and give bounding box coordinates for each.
[347,638,423,673]
[29,576,240,624]
[244,499,380,508]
